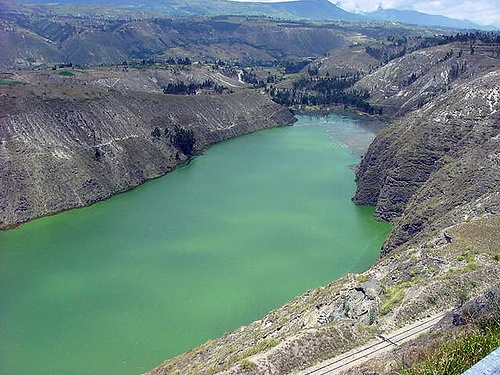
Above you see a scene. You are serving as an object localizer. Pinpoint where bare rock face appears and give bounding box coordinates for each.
[0,84,295,229]
[353,70,500,253]
[353,41,500,117]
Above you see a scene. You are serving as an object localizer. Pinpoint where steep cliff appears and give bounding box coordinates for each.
[0,83,295,229]
[354,70,500,253]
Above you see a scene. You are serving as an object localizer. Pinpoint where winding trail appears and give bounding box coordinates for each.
[292,312,448,375]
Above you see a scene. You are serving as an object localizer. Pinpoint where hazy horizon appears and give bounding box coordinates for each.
[233,0,500,28]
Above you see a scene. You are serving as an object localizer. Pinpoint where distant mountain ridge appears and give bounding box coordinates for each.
[9,0,491,29]
[255,0,360,21]
[8,0,360,20]
[367,8,492,30]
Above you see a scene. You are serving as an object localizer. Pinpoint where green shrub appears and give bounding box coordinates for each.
[368,307,377,325]
[0,78,23,85]
[151,127,162,138]
[169,126,196,155]
[380,284,408,315]
[427,295,437,305]
[458,290,469,305]
[239,358,256,371]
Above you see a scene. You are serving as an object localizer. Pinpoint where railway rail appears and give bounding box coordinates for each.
[294,312,448,375]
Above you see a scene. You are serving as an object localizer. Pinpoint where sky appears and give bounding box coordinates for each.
[234,0,500,27]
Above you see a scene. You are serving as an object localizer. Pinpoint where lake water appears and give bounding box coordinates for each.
[0,114,391,375]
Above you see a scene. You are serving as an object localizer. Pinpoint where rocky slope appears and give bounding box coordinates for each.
[0,81,295,229]
[354,69,500,254]
[5,64,246,94]
[353,40,500,117]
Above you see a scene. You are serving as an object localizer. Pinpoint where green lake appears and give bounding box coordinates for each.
[0,114,391,375]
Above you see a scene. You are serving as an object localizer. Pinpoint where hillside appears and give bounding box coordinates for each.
[354,70,500,253]
[0,73,295,229]
[0,12,353,70]
[1,1,461,71]
[353,38,500,117]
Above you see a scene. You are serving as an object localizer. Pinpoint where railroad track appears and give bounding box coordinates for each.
[294,312,448,375]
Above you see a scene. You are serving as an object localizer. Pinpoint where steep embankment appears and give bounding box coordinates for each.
[0,83,294,229]
[354,70,500,254]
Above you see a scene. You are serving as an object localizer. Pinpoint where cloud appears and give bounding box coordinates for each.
[334,0,500,27]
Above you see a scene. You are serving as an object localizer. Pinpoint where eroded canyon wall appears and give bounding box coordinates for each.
[0,85,295,229]
[353,70,500,253]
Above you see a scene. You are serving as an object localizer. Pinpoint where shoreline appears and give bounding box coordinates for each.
[0,88,296,231]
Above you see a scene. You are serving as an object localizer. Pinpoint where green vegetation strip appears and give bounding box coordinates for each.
[380,282,412,315]
[58,70,75,76]
[399,312,500,374]
[0,78,24,85]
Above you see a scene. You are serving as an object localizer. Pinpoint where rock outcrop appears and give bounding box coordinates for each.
[354,70,500,253]
[0,83,295,229]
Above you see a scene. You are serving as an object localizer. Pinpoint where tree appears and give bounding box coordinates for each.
[170,126,196,155]
[151,127,162,138]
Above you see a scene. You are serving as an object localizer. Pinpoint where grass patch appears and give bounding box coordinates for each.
[356,274,369,283]
[58,70,75,76]
[398,325,500,374]
[458,250,478,272]
[0,78,24,85]
[239,358,256,371]
[242,338,279,358]
[380,282,412,315]
[398,297,500,375]
[225,338,280,370]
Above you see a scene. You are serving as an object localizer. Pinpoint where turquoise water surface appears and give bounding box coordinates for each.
[0,115,391,375]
